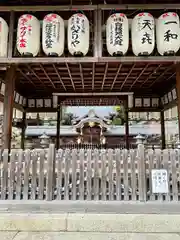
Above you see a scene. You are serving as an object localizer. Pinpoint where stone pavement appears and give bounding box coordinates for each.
[1,232,180,240]
[0,201,180,239]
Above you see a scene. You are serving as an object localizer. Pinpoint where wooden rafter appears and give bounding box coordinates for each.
[120,64,135,91]
[101,63,108,91]
[140,64,162,88]
[149,64,174,87]
[65,63,76,91]
[52,64,67,91]
[40,64,55,89]
[79,63,84,90]
[27,65,47,89]
[92,62,95,91]
[110,63,122,91]
[128,64,149,91]
[18,68,36,88]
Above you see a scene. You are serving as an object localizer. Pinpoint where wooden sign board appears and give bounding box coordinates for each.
[151,169,169,194]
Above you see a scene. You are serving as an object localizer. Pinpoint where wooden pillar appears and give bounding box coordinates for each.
[21,111,26,149]
[2,65,16,150]
[176,64,180,138]
[56,106,60,149]
[160,110,166,149]
[125,108,129,149]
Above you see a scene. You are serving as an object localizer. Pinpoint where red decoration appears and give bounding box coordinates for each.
[172,12,177,17]
[45,14,57,22]
[138,13,145,17]
[162,13,169,18]
[120,13,125,17]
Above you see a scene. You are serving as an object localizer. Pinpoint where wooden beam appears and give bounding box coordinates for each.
[25,107,57,113]
[98,4,180,10]
[0,4,179,11]
[2,65,16,150]
[129,107,161,112]
[53,92,133,96]
[0,5,97,11]
[0,56,179,64]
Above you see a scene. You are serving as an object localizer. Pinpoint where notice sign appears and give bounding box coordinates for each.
[151,169,169,194]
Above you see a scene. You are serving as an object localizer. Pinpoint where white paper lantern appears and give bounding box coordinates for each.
[0,17,8,57]
[42,13,64,57]
[106,13,129,56]
[132,12,155,56]
[68,13,89,56]
[156,12,180,56]
[17,14,40,57]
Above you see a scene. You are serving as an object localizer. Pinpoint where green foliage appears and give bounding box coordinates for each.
[61,112,76,125]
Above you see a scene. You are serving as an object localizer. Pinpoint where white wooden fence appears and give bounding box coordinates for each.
[0,144,179,201]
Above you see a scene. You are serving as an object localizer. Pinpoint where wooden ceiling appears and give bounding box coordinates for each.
[10,62,175,98]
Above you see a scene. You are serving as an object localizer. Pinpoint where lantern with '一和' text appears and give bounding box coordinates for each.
[156,12,180,56]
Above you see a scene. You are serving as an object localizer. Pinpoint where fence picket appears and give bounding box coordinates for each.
[56,149,63,200]
[148,149,155,201]
[108,149,114,201]
[87,149,92,200]
[94,149,99,200]
[23,149,31,200]
[137,144,146,201]
[123,149,129,201]
[162,149,171,201]
[130,149,137,201]
[1,149,8,200]
[38,150,45,200]
[72,149,77,200]
[101,150,107,201]
[46,144,55,201]
[115,149,121,201]
[64,149,70,200]
[16,149,23,200]
[79,149,85,200]
[31,150,37,200]
[8,149,16,200]
[170,149,178,201]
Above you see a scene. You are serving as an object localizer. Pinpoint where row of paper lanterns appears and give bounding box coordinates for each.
[0,11,179,57]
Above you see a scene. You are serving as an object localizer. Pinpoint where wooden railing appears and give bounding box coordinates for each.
[0,144,179,201]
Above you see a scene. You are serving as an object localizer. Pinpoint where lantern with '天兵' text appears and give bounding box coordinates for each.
[132,12,155,56]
